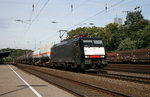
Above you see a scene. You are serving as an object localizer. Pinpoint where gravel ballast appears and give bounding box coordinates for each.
[19,64,150,97]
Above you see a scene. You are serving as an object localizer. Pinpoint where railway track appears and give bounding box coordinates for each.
[88,72,150,85]
[15,64,133,97]
[104,68,150,74]
[104,64,150,74]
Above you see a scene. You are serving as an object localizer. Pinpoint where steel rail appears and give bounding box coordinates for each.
[97,73,150,84]
[16,64,133,97]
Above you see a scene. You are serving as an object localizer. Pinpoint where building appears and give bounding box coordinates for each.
[114,17,122,26]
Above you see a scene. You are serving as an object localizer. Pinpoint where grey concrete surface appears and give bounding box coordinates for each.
[0,64,76,97]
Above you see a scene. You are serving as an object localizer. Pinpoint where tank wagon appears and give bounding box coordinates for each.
[17,36,108,72]
[32,45,52,65]
[107,48,150,63]
[39,45,51,63]
[32,49,40,64]
[17,45,52,65]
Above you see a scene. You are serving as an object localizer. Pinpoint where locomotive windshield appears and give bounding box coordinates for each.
[83,39,104,47]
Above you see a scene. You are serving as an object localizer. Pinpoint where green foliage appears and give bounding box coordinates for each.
[124,11,149,37]
[125,11,143,26]
[103,23,121,51]
[135,24,150,48]
[117,38,137,50]
[67,26,105,38]
[0,48,32,62]
[67,10,150,52]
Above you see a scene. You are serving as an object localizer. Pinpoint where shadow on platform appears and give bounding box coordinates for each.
[0,84,47,96]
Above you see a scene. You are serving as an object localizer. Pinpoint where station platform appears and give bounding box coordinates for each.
[0,64,76,97]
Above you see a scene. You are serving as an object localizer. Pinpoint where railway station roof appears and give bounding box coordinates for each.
[0,51,11,58]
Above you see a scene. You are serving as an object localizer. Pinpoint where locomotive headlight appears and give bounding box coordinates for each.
[85,56,89,58]
[100,55,105,58]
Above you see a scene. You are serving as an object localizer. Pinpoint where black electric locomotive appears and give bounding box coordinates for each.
[51,36,107,72]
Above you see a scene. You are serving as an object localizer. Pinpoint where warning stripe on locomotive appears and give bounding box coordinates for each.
[32,52,51,57]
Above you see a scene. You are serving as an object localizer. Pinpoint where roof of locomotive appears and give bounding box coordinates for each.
[52,37,103,48]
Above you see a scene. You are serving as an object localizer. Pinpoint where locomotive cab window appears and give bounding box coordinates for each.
[83,40,92,47]
[93,40,104,47]
[83,39,104,47]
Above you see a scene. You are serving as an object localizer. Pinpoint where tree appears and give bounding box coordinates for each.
[135,23,150,48]
[66,10,150,52]
[103,23,120,51]
[117,38,137,50]
[124,10,149,37]
[118,25,127,40]
[125,11,143,26]
[0,48,32,62]
[67,26,105,38]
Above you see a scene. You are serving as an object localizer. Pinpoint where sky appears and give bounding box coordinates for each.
[0,0,150,50]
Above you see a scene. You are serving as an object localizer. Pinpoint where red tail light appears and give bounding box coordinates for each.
[90,55,100,58]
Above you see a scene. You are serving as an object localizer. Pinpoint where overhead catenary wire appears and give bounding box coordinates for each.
[43,1,88,42]
[27,0,51,32]
[47,0,126,41]
[51,0,89,23]
[32,0,50,22]
[48,0,149,43]
[34,0,43,8]
[28,0,42,21]
[72,0,89,12]
[68,0,125,30]
[22,0,51,50]
[30,0,146,44]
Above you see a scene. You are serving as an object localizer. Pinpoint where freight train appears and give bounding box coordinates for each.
[17,36,108,72]
[107,48,150,64]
